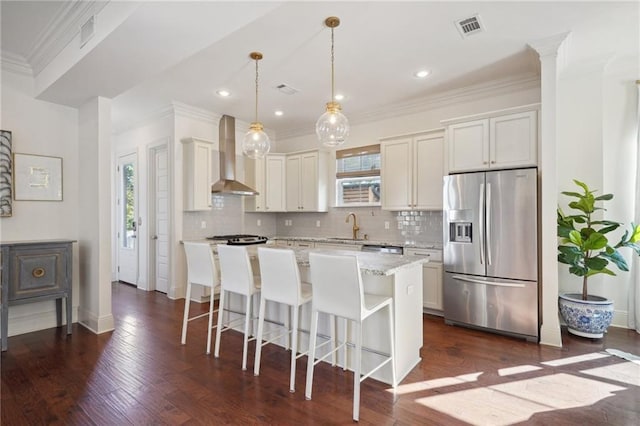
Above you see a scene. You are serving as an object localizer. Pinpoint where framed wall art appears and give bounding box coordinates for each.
[0,130,11,216]
[13,153,63,201]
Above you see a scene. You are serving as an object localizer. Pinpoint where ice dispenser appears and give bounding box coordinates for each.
[450,222,472,243]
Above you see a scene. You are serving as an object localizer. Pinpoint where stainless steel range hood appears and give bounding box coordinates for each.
[211,115,259,196]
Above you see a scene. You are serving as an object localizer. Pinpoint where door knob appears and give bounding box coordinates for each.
[151,235,158,240]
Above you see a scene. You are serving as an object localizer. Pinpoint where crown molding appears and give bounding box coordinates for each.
[28,1,107,76]
[1,52,33,76]
[171,102,219,124]
[112,103,175,135]
[276,73,541,140]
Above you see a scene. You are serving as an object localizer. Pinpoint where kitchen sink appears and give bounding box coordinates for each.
[326,237,367,242]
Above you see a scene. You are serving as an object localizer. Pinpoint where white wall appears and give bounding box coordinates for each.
[0,70,80,336]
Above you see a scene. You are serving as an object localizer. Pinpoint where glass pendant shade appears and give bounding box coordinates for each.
[316,101,349,147]
[242,122,271,160]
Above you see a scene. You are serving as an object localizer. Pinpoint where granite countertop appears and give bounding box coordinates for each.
[271,236,442,250]
[194,241,429,276]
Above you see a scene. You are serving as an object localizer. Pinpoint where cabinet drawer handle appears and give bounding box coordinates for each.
[32,267,46,278]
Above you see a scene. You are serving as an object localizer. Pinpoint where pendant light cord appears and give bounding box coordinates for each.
[254,58,259,123]
[330,26,335,101]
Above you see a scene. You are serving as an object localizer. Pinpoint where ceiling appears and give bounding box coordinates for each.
[1,1,638,140]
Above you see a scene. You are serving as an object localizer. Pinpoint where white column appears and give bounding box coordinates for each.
[528,32,571,347]
[78,96,114,333]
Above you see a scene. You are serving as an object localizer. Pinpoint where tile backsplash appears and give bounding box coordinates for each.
[183,195,442,245]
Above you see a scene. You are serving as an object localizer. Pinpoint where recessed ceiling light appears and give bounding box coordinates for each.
[334,93,345,101]
[275,110,284,116]
[216,89,231,97]
[414,69,431,79]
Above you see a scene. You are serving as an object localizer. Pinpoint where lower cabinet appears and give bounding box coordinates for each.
[405,248,443,314]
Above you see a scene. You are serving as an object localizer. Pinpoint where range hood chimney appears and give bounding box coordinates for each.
[211,115,259,196]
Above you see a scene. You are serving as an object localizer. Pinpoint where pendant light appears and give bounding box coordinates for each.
[316,16,349,147]
[242,52,271,159]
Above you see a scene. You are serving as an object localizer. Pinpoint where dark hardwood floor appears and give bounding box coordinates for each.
[2,282,639,425]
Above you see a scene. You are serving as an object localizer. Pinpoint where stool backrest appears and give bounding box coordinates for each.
[184,242,218,288]
[309,252,363,321]
[217,244,256,296]
[258,247,301,305]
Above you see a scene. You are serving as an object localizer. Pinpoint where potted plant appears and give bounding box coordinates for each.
[557,179,640,338]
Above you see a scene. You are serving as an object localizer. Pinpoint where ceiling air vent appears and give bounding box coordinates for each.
[275,83,299,95]
[455,14,484,38]
[80,16,95,48]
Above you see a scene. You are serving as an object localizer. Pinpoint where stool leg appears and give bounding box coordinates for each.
[181,283,192,345]
[388,304,397,388]
[330,314,337,367]
[353,321,362,422]
[206,289,215,354]
[289,304,299,393]
[254,296,267,376]
[284,304,291,351]
[242,293,252,371]
[342,317,348,371]
[305,310,319,400]
[214,289,226,358]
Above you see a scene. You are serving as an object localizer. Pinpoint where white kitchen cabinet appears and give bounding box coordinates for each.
[286,150,329,212]
[181,137,213,211]
[380,130,444,211]
[245,154,286,212]
[405,248,443,313]
[445,106,538,173]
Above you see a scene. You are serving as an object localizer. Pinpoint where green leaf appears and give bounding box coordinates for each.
[583,232,608,250]
[573,179,589,193]
[561,191,584,198]
[630,224,640,243]
[585,257,608,271]
[569,265,588,276]
[586,267,616,277]
[558,245,583,266]
[569,230,582,246]
[594,193,614,201]
[601,250,629,271]
[598,224,620,235]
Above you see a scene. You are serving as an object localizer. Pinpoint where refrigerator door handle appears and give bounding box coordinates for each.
[451,275,526,288]
[486,183,492,266]
[478,183,485,265]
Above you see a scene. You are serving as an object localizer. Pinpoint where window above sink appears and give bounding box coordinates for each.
[335,144,381,207]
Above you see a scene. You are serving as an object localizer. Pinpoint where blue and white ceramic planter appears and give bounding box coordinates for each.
[558,293,614,338]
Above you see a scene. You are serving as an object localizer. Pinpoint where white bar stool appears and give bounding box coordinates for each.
[214,244,261,370]
[305,252,397,422]
[254,247,312,392]
[181,242,219,354]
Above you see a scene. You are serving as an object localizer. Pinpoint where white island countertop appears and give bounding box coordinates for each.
[197,242,429,276]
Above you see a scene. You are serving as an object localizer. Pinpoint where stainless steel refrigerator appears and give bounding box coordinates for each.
[443,168,539,341]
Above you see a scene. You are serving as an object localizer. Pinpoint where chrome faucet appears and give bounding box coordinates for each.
[345,212,360,240]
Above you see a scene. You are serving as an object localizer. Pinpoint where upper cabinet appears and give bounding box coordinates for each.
[245,154,286,212]
[286,150,329,212]
[380,129,444,211]
[182,137,213,211]
[444,105,539,173]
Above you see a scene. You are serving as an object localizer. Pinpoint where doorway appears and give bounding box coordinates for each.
[149,144,170,294]
[117,152,138,285]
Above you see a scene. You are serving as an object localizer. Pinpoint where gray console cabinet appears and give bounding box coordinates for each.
[1,239,75,351]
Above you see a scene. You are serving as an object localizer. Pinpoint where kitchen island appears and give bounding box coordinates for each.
[206,243,427,385]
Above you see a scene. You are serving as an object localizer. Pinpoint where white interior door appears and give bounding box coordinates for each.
[117,153,138,285]
[152,146,169,294]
